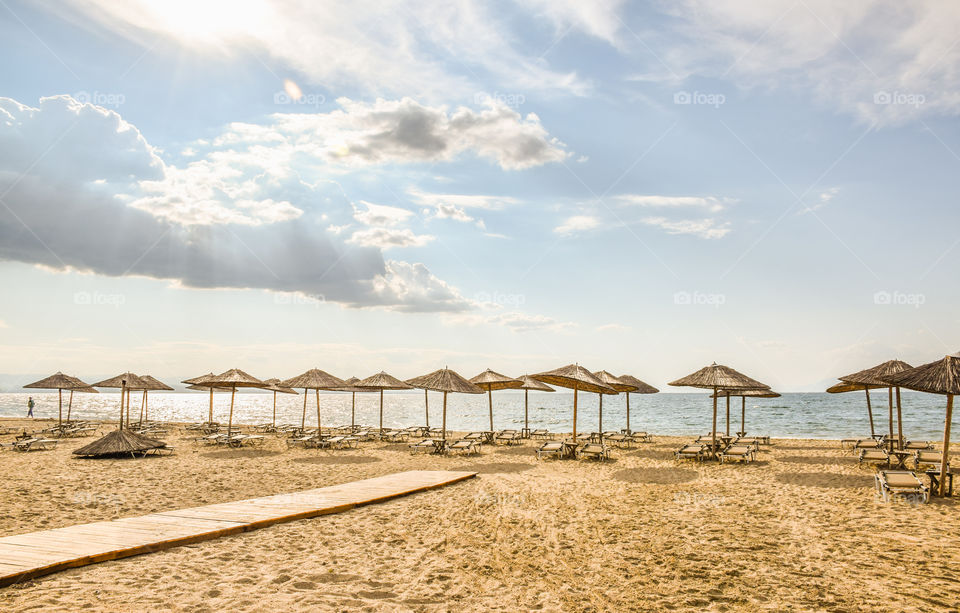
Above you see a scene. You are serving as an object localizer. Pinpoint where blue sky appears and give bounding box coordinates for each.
[0,0,957,390]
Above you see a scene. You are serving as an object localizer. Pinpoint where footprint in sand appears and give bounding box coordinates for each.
[358,590,398,599]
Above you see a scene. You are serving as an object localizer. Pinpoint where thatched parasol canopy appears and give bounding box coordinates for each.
[670,363,769,456]
[92,373,150,430]
[204,369,266,436]
[711,389,781,437]
[280,369,347,432]
[668,363,769,391]
[130,375,174,426]
[406,368,483,442]
[357,372,414,432]
[839,359,914,447]
[24,372,96,427]
[183,373,220,424]
[186,384,230,392]
[469,369,523,431]
[826,381,884,394]
[183,372,217,385]
[592,371,636,440]
[531,364,615,441]
[617,374,658,435]
[883,353,960,496]
[515,375,554,436]
[73,429,166,458]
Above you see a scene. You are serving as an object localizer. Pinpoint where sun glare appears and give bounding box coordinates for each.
[138,0,269,42]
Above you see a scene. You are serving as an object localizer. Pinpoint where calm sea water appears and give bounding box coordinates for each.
[1,390,954,440]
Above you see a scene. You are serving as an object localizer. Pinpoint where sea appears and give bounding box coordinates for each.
[0,390,953,440]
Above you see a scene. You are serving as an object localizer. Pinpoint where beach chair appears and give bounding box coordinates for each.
[380,430,408,442]
[463,432,485,443]
[675,444,705,462]
[720,444,755,464]
[530,429,550,440]
[495,431,522,445]
[536,441,565,460]
[904,440,933,450]
[629,432,652,444]
[409,438,438,454]
[853,438,880,451]
[733,437,761,451]
[605,433,629,447]
[578,443,609,461]
[914,450,947,470]
[858,448,890,468]
[147,444,175,456]
[447,439,481,455]
[875,470,929,504]
[14,438,58,452]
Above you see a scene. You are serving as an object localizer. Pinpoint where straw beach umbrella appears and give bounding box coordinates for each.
[24,372,95,428]
[92,372,150,430]
[205,369,266,437]
[669,363,769,457]
[617,374,658,435]
[710,389,781,437]
[262,378,298,428]
[884,353,960,497]
[183,373,219,423]
[405,368,484,444]
[469,369,523,432]
[134,375,174,426]
[593,371,638,442]
[516,375,554,437]
[336,377,376,429]
[840,360,913,449]
[531,364,616,441]
[280,369,346,434]
[356,371,413,433]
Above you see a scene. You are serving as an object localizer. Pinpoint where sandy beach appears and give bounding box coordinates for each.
[0,418,956,612]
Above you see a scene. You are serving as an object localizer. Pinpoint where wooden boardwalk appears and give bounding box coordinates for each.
[0,470,476,587]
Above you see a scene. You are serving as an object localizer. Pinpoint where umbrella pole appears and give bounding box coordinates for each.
[572,386,578,442]
[711,386,718,458]
[208,388,213,423]
[119,381,126,430]
[895,387,903,451]
[227,385,235,437]
[741,397,746,437]
[144,391,149,424]
[379,389,384,434]
[725,394,730,436]
[524,389,529,438]
[67,390,73,422]
[442,391,447,442]
[58,388,63,428]
[425,389,429,429]
[599,394,603,443]
[139,390,146,426]
[865,388,875,438]
[301,388,307,430]
[351,392,356,429]
[272,391,277,428]
[626,392,630,435]
[939,394,953,497]
[887,387,894,451]
[488,389,494,432]
[316,389,321,435]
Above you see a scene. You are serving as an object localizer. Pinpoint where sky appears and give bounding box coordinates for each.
[0,0,957,391]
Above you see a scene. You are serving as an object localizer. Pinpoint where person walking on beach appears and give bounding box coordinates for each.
[26,396,34,418]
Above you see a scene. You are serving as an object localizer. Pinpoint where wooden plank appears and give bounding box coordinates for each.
[0,470,476,587]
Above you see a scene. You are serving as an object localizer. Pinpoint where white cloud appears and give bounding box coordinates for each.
[657,1,960,124]
[353,201,414,227]
[347,227,434,249]
[597,323,630,332]
[407,188,519,210]
[554,215,601,236]
[0,95,466,313]
[800,187,840,214]
[640,217,731,239]
[57,0,602,100]
[617,194,734,213]
[447,310,576,333]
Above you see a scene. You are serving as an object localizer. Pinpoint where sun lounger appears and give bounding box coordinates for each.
[629,432,652,443]
[604,433,629,447]
[147,445,175,456]
[495,431,522,445]
[13,438,58,452]
[858,448,890,467]
[324,436,359,449]
[578,443,610,461]
[536,441,566,460]
[675,444,705,461]
[463,432,485,443]
[733,437,761,451]
[720,444,755,464]
[914,450,948,470]
[447,439,481,455]
[876,470,929,504]
[408,438,438,454]
[530,429,550,439]
[904,440,933,450]
[853,439,881,452]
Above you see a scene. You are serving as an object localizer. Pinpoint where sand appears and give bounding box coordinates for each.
[0,417,958,612]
